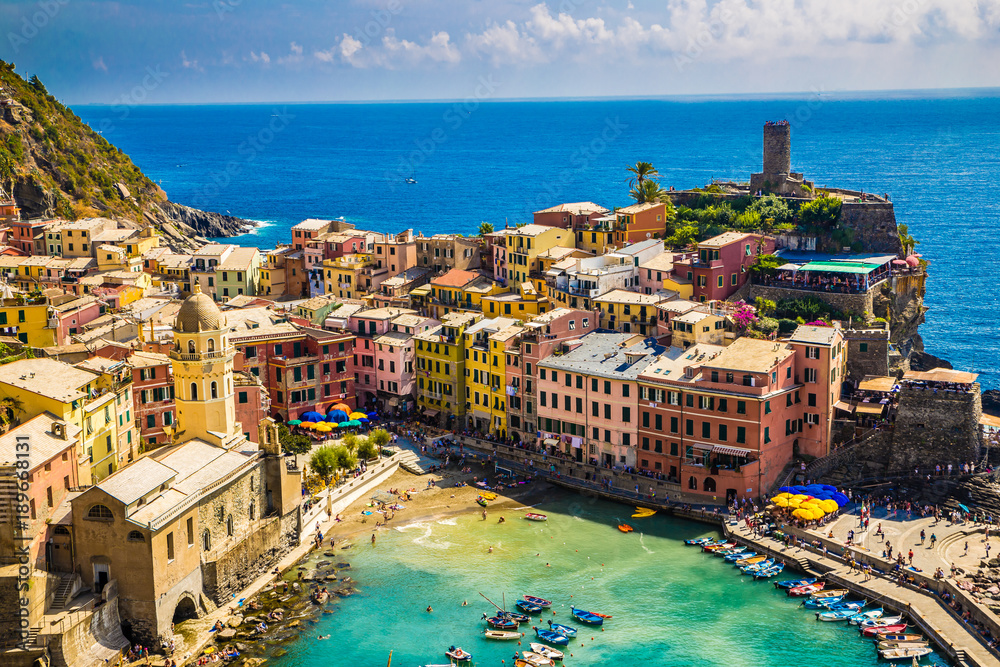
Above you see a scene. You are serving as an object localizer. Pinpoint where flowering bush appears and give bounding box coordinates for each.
[731,300,758,332]
[804,319,830,327]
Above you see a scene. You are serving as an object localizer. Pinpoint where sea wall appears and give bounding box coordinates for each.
[889,384,983,472]
[749,284,874,318]
[47,583,130,667]
[202,513,296,605]
[837,202,903,254]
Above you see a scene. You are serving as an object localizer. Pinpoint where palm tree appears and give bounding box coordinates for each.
[629,179,667,204]
[478,222,494,236]
[626,162,659,189]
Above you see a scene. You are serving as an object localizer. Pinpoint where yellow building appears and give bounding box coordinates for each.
[169,284,244,449]
[463,317,518,434]
[428,269,505,320]
[75,356,139,465]
[123,229,161,258]
[669,308,727,348]
[594,289,667,337]
[487,323,522,437]
[0,295,57,347]
[504,224,575,284]
[482,282,550,321]
[414,311,481,426]
[323,254,375,300]
[0,357,122,483]
[97,244,129,271]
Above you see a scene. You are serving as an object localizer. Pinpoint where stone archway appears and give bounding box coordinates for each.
[172,594,199,623]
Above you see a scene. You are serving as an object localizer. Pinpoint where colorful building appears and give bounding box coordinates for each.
[672,232,774,303]
[129,350,175,450]
[614,202,667,246]
[414,312,481,426]
[463,317,519,434]
[503,224,575,285]
[594,289,669,336]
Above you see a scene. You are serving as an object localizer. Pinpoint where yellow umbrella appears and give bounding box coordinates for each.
[773,497,789,507]
[820,499,839,513]
[791,509,809,520]
[349,412,367,420]
[315,423,332,432]
[810,508,826,520]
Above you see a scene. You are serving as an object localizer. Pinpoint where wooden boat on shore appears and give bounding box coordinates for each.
[533,627,569,646]
[445,646,472,662]
[523,595,552,608]
[618,524,633,533]
[516,600,543,614]
[484,630,522,640]
[861,623,907,637]
[775,578,817,589]
[735,555,766,566]
[570,607,604,626]
[529,643,564,661]
[547,621,577,637]
[875,633,924,643]
[524,513,548,522]
[521,651,556,666]
[879,646,932,660]
[788,582,825,597]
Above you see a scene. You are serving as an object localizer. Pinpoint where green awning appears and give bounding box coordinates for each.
[799,261,882,275]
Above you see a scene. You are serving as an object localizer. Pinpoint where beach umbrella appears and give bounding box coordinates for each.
[332,403,351,413]
[820,485,837,492]
[315,422,332,432]
[349,412,367,420]
[287,419,302,426]
[831,492,849,506]
[792,509,809,520]
[358,417,370,423]
[326,410,349,422]
[339,422,352,428]
[300,422,316,429]
[958,503,970,513]
[347,419,362,427]
[301,411,324,422]
[366,411,378,418]
[773,498,789,508]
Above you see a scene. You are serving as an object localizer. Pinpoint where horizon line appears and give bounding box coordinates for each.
[67,85,1000,107]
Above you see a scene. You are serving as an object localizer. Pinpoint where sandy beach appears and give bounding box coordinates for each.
[153,457,556,667]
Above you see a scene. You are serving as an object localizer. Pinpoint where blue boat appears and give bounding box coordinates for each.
[774,578,817,589]
[724,551,756,562]
[803,596,845,609]
[569,607,604,626]
[713,546,746,557]
[515,600,542,614]
[483,613,518,630]
[817,609,857,622]
[500,610,530,623]
[827,600,866,612]
[739,559,774,573]
[684,537,714,545]
[533,627,569,646]
[753,563,785,579]
[547,620,577,637]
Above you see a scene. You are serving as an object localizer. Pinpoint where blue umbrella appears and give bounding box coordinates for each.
[358,417,370,423]
[958,503,970,513]
[301,411,324,422]
[326,410,348,422]
[366,411,378,419]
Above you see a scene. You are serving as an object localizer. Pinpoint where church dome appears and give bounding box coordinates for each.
[175,284,225,333]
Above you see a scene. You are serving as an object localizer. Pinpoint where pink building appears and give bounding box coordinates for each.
[128,350,175,450]
[504,307,599,446]
[372,313,439,415]
[349,307,417,408]
[234,370,270,443]
[372,230,418,275]
[536,332,665,467]
[50,294,103,345]
[672,232,775,303]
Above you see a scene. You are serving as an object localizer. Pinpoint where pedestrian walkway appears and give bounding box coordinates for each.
[728,522,998,667]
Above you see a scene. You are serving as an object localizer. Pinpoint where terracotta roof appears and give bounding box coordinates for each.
[703,338,795,374]
[431,268,480,288]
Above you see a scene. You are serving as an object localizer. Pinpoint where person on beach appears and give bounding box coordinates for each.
[488,546,493,553]
[371,533,376,545]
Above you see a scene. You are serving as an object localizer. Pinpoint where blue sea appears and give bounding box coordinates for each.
[75,93,1000,388]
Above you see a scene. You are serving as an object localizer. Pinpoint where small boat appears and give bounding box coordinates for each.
[631,508,656,518]
[817,609,857,622]
[484,630,522,640]
[618,524,633,533]
[501,611,531,623]
[725,551,756,562]
[533,627,569,646]
[569,607,604,626]
[877,640,928,650]
[523,596,552,608]
[879,646,932,661]
[405,177,417,184]
[480,492,498,500]
[714,546,747,556]
[859,615,903,628]
[753,564,785,579]
[788,582,825,597]
[477,497,489,507]
[740,559,774,573]
[811,589,849,600]
[547,621,577,637]
[516,600,543,614]
[803,596,845,609]
[589,611,613,619]
[529,643,564,661]
[861,623,907,637]
[735,555,766,566]
[524,513,548,522]
[483,614,518,630]
[445,646,472,662]
[703,541,736,552]
[876,633,924,643]
[775,578,817,589]
[827,600,866,612]
[684,537,714,545]
[848,609,884,625]
[521,651,555,666]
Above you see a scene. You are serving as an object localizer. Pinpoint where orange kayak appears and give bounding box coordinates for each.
[618,524,633,533]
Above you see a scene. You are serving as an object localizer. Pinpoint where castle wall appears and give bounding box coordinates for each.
[749,284,874,319]
[762,124,791,175]
[201,512,296,605]
[888,384,983,472]
[843,328,890,383]
[837,202,903,254]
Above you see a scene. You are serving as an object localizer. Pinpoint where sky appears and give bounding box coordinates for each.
[2,0,1000,104]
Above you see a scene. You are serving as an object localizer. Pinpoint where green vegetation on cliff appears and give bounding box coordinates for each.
[0,60,166,220]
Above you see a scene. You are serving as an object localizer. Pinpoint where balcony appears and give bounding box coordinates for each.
[169,349,231,362]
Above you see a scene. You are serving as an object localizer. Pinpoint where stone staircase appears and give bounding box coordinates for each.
[51,574,76,610]
[392,449,438,475]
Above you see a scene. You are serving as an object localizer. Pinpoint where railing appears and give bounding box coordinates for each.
[169,349,231,361]
[772,427,883,491]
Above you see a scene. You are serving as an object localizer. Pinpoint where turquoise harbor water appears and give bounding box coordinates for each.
[269,494,945,667]
[74,94,1000,389]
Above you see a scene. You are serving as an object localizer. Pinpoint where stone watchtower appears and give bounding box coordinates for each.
[750,121,814,196]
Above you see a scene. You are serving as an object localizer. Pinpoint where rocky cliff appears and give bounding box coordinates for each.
[0,61,251,250]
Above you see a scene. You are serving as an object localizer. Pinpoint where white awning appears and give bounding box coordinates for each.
[542,438,559,446]
[713,445,753,457]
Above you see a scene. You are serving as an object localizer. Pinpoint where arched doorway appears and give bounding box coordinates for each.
[173,595,199,623]
[704,477,717,493]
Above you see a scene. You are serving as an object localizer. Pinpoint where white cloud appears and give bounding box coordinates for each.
[249,51,271,64]
[92,56,108,72]
[277,42,304,65]
[180,50,204,72]
[325,29,460,69]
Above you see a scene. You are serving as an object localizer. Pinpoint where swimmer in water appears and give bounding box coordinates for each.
[488,546,493,553]
[426,605,433,612]
[462,600,469,606]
